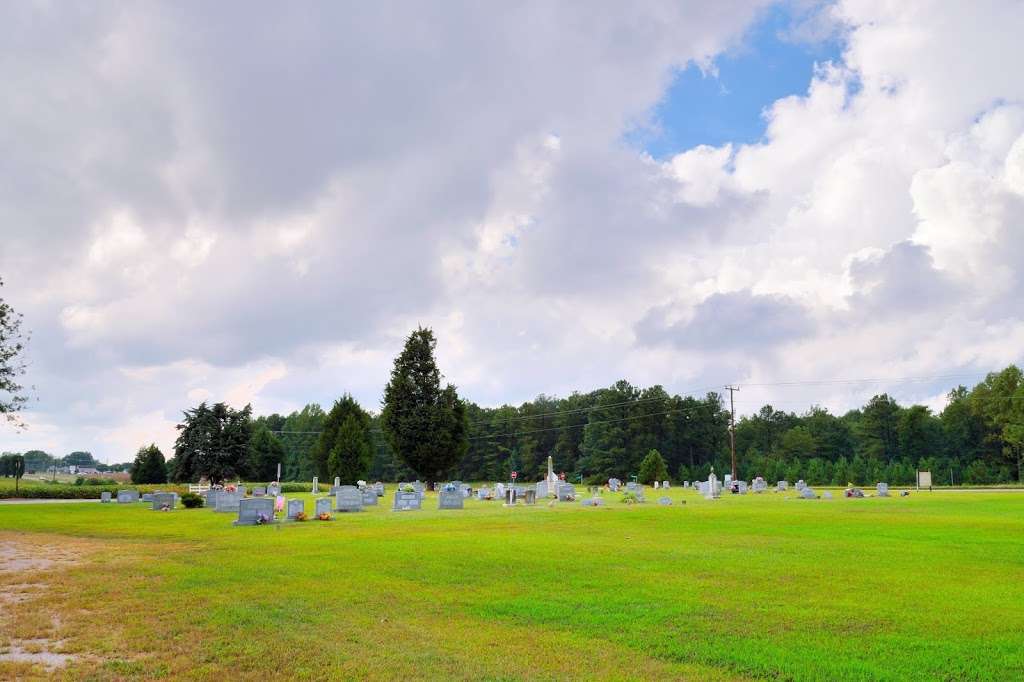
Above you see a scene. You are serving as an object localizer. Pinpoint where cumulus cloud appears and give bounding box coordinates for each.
[2,0,1023,460]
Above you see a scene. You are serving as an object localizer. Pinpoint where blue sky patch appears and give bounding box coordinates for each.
[630,4,845,159]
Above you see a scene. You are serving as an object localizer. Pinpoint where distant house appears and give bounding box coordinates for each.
[76,467,101,476]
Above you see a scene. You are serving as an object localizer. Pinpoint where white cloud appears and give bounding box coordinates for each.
[2,0,1023,461]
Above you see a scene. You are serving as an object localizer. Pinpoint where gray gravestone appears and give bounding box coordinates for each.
[795,480,806,491]
[393,490,422,511]
[315,497,333,518]
[142,493,154,503]
[253,486,267,497]
[236,486,247,497]
[152,492,176,511]
[535,481,548,498]
[335,486,363,512]
[581,497,603,506]
[608,478,621,492]
[373,482,384,497]
[311,476,319,494]
[523,489,536,505]
[477,487,491,500]
[116,490,139,504]
[662,480,670,489]
[777,480,788,492]
[100,491,112,503]
[215,491,242,513]
[234,497,276,525]
[361,488,378,506]
[822,491,833,500]
[504,487,518,505]
[438,488,464,510]
[625,482,646,501]
[800,487,816,499]
[268,482,280,496]
[557,483,576,501]
[287,498,305,520]
[658,496,672,505]
[877,482,890,497]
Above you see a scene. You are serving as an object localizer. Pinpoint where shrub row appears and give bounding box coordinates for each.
[0,483,190,500]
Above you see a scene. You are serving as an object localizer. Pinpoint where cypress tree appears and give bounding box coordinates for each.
[381,327,467,485]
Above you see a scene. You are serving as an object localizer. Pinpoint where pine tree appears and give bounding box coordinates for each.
[246,425,285,482]
[327,414,373,483]
[312,395,373,481]
[381,327,467,484]
[131,444,168,484]
[637,449,668,484]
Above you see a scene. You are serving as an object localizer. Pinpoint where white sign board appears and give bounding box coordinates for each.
[917,471,932,490]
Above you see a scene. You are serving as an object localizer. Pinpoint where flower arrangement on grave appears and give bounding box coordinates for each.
[621,491,639,504]
[159,503,171,512]
[225,484,236,492]
[294,511,308,522]
[255,512,271,525]
[400,483,415,493]
[317,511,332,521]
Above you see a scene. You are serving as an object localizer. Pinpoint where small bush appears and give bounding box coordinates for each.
[181,492,204,508]
[621,491,639,504]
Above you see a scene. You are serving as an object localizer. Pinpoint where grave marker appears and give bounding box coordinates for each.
[151,492,176,511]
[116,490,139,504]
[233,497,276,526]
[335,486,363,513]
[215,491,242,513]
[100,491,112,503]
[315,497,333,518]
[438,487,464,510]
[393,490,422,511]
[287,499,305,520]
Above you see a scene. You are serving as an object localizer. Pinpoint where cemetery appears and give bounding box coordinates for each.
[2,480,1023,679]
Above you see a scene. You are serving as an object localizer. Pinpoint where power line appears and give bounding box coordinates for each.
[735,372,993,388]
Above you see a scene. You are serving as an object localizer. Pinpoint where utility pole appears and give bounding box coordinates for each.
[725,385,739,481]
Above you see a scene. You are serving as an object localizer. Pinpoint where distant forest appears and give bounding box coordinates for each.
[253,365,1023,486]
[6,366,1022,487]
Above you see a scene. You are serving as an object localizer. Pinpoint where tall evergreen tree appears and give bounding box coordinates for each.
[381,327,467,484]
[173,402,253,484]
[637,448,668,484]
[312,395,373,482]
[246,425,286,481]
[131,444,168,484]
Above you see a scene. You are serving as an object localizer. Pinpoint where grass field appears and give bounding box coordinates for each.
[1,487,1023,680]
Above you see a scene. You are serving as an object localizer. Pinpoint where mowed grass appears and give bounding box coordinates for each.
[1,488,1023,681]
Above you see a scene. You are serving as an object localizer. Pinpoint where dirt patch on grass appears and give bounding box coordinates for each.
[0,535,93,675]
[0,539,80,573]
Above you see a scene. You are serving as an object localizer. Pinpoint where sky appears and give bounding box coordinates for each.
[2,0,1024,463]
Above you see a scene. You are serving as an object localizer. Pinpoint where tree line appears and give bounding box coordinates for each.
[5,323,1023,486]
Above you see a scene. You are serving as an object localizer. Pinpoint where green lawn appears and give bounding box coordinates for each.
[1,488,1022,680]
